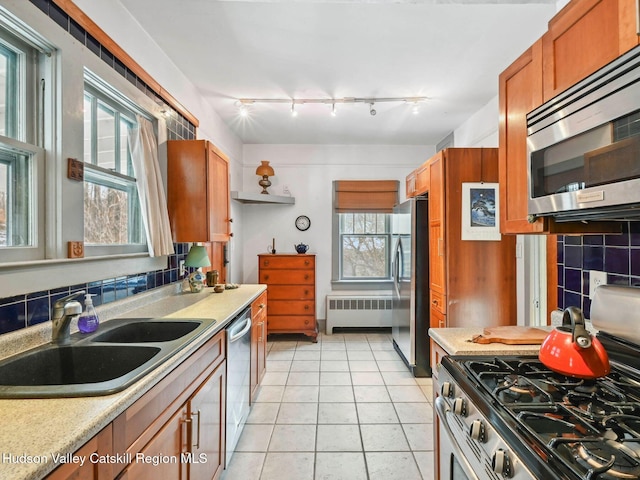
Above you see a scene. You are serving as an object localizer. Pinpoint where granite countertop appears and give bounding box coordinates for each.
[429,325,554,356]
[0,284,266,480]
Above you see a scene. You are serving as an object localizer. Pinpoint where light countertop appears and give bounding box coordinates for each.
[0,284,265,480]
[429,326,553,356]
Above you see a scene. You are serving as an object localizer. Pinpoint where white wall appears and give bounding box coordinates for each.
[239,144,434,319]
[453,96,499,148]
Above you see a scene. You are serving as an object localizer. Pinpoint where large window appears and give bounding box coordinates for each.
[339,213,391,280]
[0,21,48,262]
[83,81,145,251]
[332,180,399,285]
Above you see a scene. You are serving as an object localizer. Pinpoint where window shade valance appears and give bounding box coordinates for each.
[334,180,399,213]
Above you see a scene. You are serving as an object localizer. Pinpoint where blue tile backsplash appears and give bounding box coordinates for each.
[557,222,640,319]
[0,244,192,335]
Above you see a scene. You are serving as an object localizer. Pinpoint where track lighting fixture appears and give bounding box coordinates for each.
[236,96,427,117]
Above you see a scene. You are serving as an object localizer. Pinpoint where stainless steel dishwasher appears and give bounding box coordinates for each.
[225,306,252,467]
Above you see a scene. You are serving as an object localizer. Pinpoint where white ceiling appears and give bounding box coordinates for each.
[119,0,558,145]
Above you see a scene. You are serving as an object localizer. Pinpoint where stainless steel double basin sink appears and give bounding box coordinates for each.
[0,318,215,398]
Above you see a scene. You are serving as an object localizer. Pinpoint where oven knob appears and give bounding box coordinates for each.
[469,419,486,443]
[492,449,512,478]
[453,397,466,416]
[441,381,454,398]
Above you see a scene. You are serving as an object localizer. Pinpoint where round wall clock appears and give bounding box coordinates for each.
[295,215,311,231]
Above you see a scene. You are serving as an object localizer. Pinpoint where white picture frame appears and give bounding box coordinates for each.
[461,182,501,241]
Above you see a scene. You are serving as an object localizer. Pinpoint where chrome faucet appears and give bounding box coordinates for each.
[51,290,85,345]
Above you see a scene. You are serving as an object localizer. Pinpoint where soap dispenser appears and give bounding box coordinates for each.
[78,293,100,334]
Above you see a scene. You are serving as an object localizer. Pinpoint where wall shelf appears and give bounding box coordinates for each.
[231,191,295,205]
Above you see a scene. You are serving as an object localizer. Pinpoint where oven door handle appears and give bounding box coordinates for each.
[435,396,481,480]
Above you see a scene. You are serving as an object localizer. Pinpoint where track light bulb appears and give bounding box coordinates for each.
[291,103,298,117]
[369,103,376,116]
[331,103,337,117]
[239,104,249,117]
[411,103,420,115]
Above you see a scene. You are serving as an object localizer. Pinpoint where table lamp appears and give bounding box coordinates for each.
[256,160,275,194]
[184,245,211,292]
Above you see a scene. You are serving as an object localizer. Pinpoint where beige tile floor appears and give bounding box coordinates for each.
[221,330,435,480]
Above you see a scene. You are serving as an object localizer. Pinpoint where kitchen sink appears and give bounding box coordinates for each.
[90,320,202,343]
[0,317,215,398]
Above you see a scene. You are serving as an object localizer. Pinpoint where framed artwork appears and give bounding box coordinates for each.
[461,183,501,241]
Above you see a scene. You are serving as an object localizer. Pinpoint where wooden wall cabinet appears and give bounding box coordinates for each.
[414,162,430,196]
[250,291,268,403]
[405,171,416,198]
[167,140,231,243]
[542,0,639,102]
[428,148,517,328]
[259,254,317,341]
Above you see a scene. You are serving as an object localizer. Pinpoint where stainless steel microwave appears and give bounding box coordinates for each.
[526,45,640,222]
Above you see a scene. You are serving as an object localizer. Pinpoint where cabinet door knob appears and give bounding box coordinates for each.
[432,299,438,305]
[259,303,265,309]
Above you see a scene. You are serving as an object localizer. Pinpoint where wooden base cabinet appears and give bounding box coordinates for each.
[258,254,317,341]
[47,425,113,480]
[47,332,227,480]
[250,291,267,403]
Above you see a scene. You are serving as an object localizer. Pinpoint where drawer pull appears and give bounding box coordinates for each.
[304,304,310,310]
[304,320,309,325]
[304,260,310,265]
[264,274,269,281]
[192,410,201,449]
[259,303,265,309]
[304,274,309,280]
[304,290,309,296]
[264,260,269,266]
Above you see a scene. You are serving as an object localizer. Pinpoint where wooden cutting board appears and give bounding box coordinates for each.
[471,326,549,345]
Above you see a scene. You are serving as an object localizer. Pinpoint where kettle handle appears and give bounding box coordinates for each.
[563,306,592,348]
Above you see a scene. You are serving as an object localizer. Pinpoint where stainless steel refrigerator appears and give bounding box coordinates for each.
[391,196,431,377]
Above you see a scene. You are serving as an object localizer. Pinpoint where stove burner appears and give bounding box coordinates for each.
[576,440,640,479]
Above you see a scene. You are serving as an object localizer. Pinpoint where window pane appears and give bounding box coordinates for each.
[0,147,33,247]
[96,102,115,170]
[83,94,92,163]
[84,180,131,244]
[341,235,388,278]
[120,118,131,176]
[0,44,18,139]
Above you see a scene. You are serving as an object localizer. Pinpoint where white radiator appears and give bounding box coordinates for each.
[325,295,393,334]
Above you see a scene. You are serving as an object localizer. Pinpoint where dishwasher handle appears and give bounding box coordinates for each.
[228,317,252,343]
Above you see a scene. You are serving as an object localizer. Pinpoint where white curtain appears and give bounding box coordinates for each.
[128,115,175,257]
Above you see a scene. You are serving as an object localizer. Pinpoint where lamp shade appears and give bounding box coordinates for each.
[255,160,274,177]
[184,245,211,268]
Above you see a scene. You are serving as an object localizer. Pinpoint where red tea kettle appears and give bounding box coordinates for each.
[538,306,610,379]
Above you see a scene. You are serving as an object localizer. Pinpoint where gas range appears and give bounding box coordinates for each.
[435,286,640,480]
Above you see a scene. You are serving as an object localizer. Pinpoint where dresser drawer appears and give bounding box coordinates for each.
[267,316,315,331]
[260,255,315,270]
[260,270,314,285]
[267,285,314,300]
[268,300,315,315]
